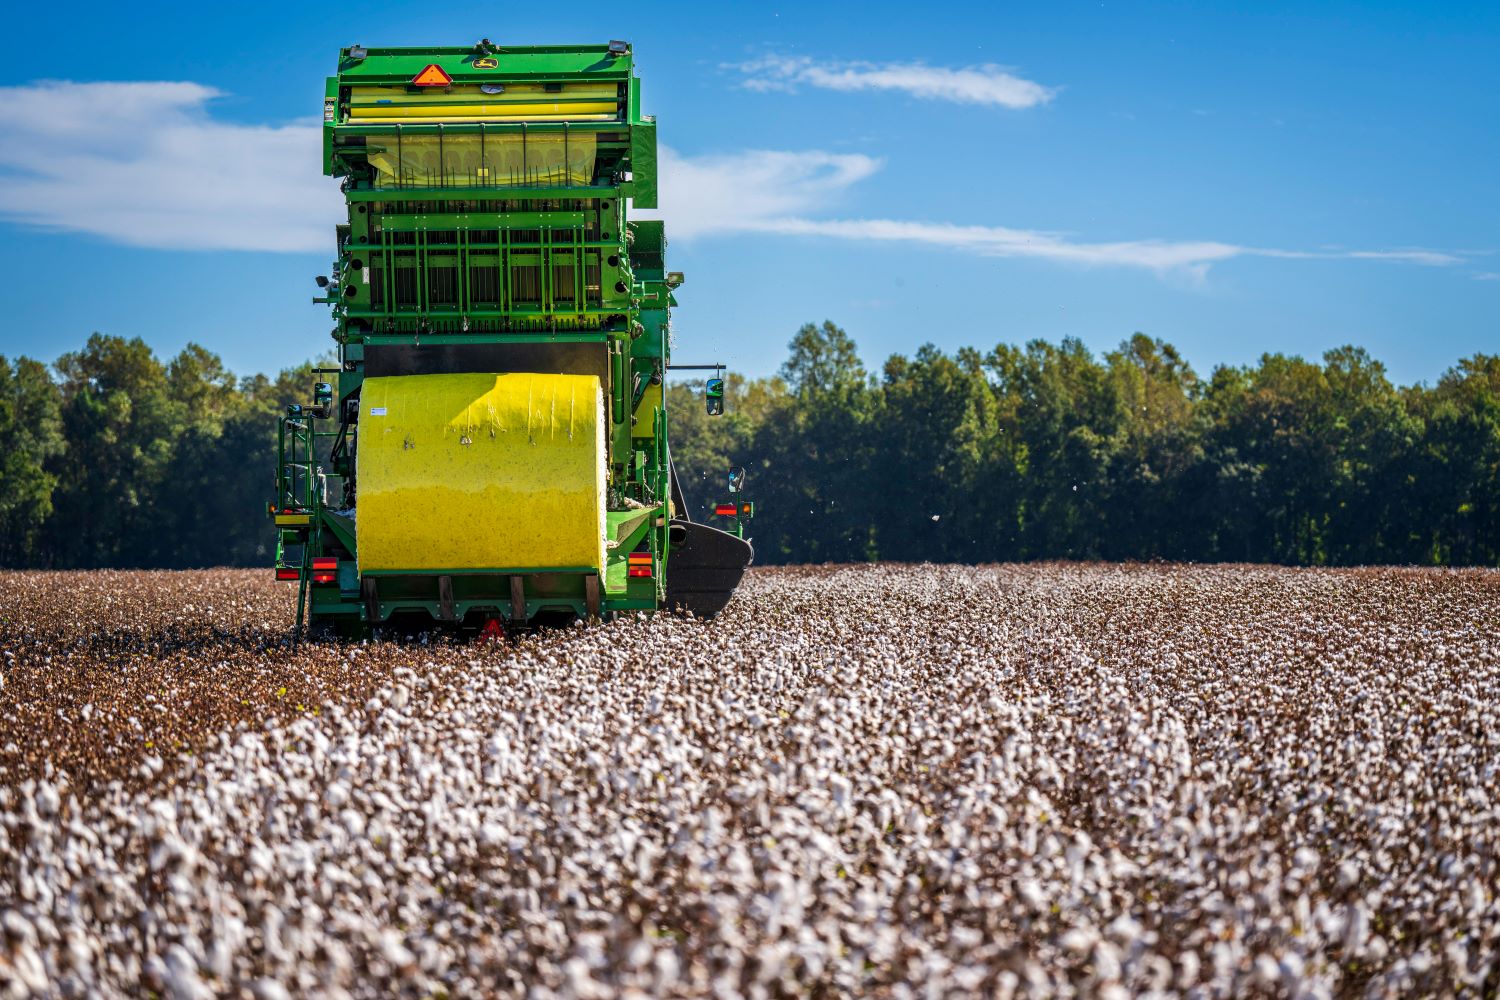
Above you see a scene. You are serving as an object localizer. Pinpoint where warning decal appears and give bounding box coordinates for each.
[412,64,453,87]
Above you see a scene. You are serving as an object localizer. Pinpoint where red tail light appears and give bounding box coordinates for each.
[714,503,737,517]
[628,551,652,578]
[311,556,337,584]
[275,568,299,581]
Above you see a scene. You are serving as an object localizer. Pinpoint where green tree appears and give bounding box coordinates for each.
[986,338,1120,559]
[1200,353,1344,562]
[781,320,866,398]
[168,409,281,567]
[665,372,781,520]
[758,322,878,562]
[0,356,65,566]
[169,342,242,435]
[45,334,180,567]
[1319,346,1419,563]
[877,345,1003,562]
[1103,334,1204,558]
[1406,355,1500,564]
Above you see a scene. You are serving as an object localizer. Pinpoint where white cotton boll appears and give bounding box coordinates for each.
[249,980,292,1000]
[830,773,851,811]
[35,782,60,819]
[1344,902,1370,955]
[1251,953,1280,987]
[379,930,414,969]
[1060,928,1097,954]
[163,944,213,1000]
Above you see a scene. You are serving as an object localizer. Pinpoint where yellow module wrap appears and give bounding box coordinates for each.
[356,373,606,574]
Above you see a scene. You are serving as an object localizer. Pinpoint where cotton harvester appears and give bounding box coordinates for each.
[270,41,754,637]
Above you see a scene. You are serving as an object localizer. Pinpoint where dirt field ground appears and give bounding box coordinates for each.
[1,563,1497,997]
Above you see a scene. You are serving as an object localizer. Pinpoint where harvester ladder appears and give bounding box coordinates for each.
[276,413,320,644]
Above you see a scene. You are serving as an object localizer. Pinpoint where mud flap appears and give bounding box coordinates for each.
[664,519,753,619]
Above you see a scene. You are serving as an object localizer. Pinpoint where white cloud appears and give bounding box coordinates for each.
[0,81,339,252]
[1258,248,1462,266]
[649,146,1472,279]
[747,217,1246,275]
[649,147,881,238]
[731,55,1057,109]
[0,80,1470,282]
[1343,250,1461,265]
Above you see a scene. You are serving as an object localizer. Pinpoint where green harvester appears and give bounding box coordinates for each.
[271,40,754,637]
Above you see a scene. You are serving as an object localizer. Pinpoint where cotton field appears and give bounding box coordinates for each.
[0,563,1496,998]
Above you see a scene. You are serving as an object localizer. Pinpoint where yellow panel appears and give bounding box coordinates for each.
[351,102,617,119]
[350,84,618,103]
[357,373,605,573]
[349,113,615,125]
[634,382,662,438]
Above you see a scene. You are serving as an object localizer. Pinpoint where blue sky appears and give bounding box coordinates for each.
[0,1,1494,386]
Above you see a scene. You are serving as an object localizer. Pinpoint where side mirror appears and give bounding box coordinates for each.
[705,377,725,415]
[728,466,746,493]
[314,275,330,288]
[311,382,335,418]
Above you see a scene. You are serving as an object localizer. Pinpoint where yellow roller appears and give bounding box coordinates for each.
[357,373,605,574]
[350,84,619,103]
[349,114,617,125]
[350,102,617,119]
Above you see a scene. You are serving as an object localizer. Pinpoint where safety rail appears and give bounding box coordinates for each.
[273,405,347,643]
[275,413,319,513]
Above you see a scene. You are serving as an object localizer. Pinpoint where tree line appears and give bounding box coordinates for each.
[0,335,316,568]
[667,322,1499,567]
[1,326,1496,569]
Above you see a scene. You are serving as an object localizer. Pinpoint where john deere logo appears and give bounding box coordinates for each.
[473,57,499,69]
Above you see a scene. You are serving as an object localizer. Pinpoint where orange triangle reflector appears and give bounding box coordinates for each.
[412,64,453,87]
